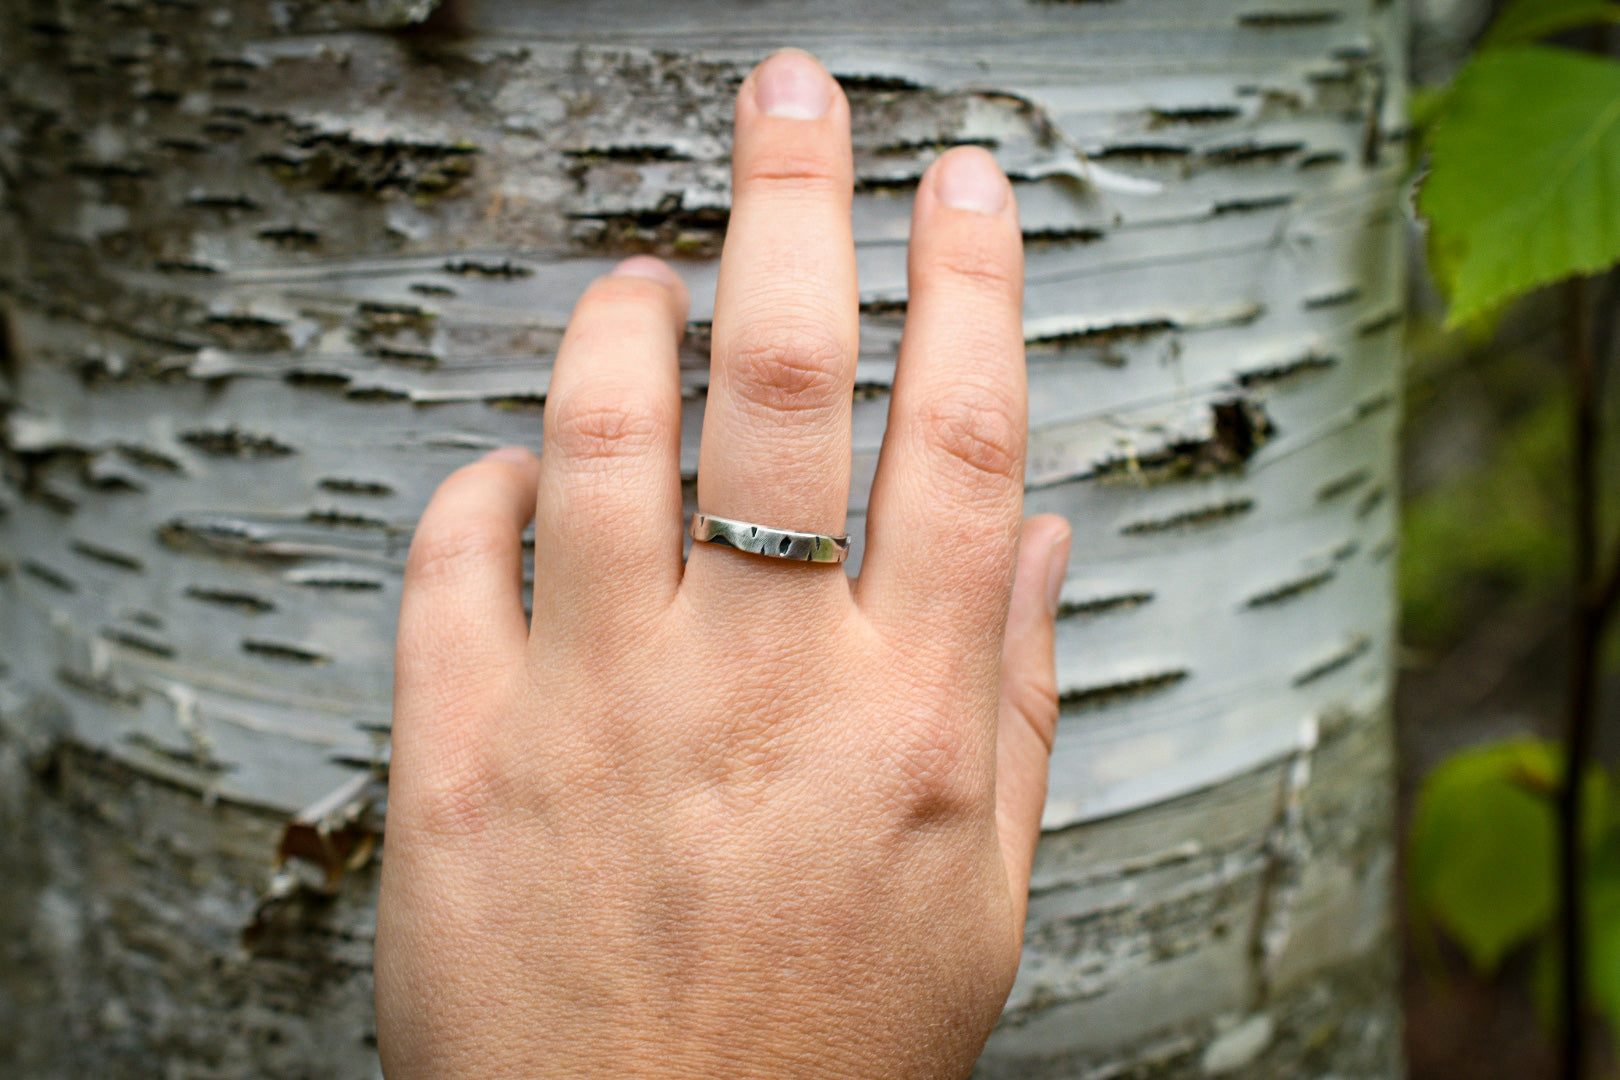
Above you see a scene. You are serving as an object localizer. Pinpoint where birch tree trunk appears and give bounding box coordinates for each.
[0,0,1408,1076]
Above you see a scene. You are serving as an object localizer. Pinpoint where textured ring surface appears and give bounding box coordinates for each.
[689,512,851,564]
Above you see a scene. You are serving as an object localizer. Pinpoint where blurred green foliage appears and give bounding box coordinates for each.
[1401,356,1572,648]
[1409,739,1620,1031]
[1404,0,1620,1048]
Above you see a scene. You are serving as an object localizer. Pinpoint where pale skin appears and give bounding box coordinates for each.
[375,48,1073,1080]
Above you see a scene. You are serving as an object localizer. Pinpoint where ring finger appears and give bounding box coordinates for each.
[684,49,859,596]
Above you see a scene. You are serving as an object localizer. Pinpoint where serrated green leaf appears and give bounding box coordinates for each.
[1417,46,1620,328]
[1482,0,1620,49]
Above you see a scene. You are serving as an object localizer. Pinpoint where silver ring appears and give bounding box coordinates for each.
[689,512,850,564]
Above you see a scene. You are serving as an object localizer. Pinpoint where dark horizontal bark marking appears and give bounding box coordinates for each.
[1304,286,1362,309]
[1150,105,1242,125]
[1237,10,1342,27]
[1023,226,1106,247]
[1204,141,1306,166]
[100,627,176,658]
[1092,142,1194,163]
[186,192,261,211]
[290,575,383,591]
[68,159,152,179]
[853,175,923,194]
[22,560,77,592]
[1355,486,1387,519]
[1244,568,1335,608]
[1213,193,1296,215]
[1060,669,1190,711]
[485,393,547,412]
[1353,391,1395,418]
[1120,497,1255,535]
[1299,149,1347,169]
[441,257,533,278]
[69,539,144,572]
[365,344,438,366]
[268,132,478,197]
[1026,317,1177,351]
[305,508,393,531]
[345,385,411,403]
[1315,468,1370,502]
[868,136,999,155]
[153,258,222,275]
[1356,309,1403,336]
[284,368,353,389]
[562,144,694,162]
[1056,590,1154,619]
[318,478,395,497]
[116,444,185,473]
[833,72,926,92]
[241,639,328,664]
[184,585,275,614]
[1235,351,1337,387]
[1291,634,1371,686]
[180,427,296,458]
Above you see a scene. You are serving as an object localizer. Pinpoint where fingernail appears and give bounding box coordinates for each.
[609,255,682,287]
[754,48,831,120]
[1043,526,1072,617]
[936,147,1009,216]
[482,446,533,465]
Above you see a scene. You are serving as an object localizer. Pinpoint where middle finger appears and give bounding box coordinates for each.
[685,49,859,590]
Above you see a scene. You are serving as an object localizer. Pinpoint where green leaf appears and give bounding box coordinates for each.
[1482,0,1620,49]
[1408,738,1560,971]
[1408,84,1453,133]
[1417,46,1620,328]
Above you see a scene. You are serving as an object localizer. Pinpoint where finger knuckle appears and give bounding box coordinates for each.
[737,146,848,195]
[580,274,682,323]
[723,315,848,415]
[546,385,668,466]
[933,242,1020,296]
[916,385,1023,482]
[406,524,507,592]
[878,714,988,829]
[407,494,516,590]
[408,742,505,839]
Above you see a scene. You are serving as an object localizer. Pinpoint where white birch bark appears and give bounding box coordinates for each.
[0,0,1407,1076]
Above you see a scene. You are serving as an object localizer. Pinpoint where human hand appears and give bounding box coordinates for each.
[374,47,1071,1080]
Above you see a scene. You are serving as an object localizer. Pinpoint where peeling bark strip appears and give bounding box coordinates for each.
[0,0,1405,1076]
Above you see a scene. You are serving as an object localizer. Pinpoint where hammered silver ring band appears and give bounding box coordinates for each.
[689,512,851,564]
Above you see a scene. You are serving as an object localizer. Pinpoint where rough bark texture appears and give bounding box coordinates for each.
[0,0,1407,1076]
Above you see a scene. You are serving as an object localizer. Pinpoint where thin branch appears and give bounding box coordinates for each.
[1592,268,1620,623]
[1558,274,1599,1080]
